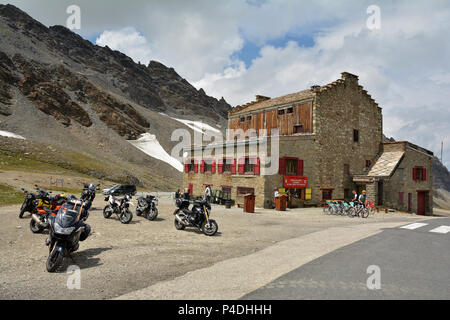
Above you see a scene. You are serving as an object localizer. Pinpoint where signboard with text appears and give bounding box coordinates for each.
[284,176,308,188]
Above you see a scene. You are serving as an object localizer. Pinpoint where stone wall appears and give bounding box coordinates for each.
[313,72,383,201]
[383,144,433,215]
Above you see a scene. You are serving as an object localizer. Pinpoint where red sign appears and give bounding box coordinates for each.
[284,176,308,188]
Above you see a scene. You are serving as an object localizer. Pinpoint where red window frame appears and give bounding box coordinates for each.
[279,157,303,176]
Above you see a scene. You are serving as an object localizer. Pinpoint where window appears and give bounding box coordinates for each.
[240,117,245,122]
[187,159,196,173]
[246,115,252,121]
[344,164,350,175]
[244,157,254,173]
[413,167,426,181]
[278,109,285,116]
[365,160,372,168]
[237,187,254,197]
[294,124,304,133]
[286,159,298,176]
[287,107,294,114]
[353,129,359,142]
[322,189,333,201]
[223,159,231,173]
[204,160,212,173]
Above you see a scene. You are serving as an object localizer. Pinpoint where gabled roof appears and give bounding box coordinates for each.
[229,89,314,117]
[367,151,405,177]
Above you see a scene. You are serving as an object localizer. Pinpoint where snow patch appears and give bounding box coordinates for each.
[171,117,221,134]
[0,130,26,140]
[128,133,183,172]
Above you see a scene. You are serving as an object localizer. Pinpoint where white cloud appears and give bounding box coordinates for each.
[95,27,152,64]
[2,0,450,165]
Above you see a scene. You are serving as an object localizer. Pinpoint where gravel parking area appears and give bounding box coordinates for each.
[0,196,425,300]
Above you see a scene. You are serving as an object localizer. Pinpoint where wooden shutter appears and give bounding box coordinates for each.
[218,159,224,174]
[200,160,205,173]
[211,160,216,174]
[254,157,260,175]
[194,160,198,173]
[297,159,304,176]
[231,158,237,174]
[412,167,417,181]
[422,168,426,181]
[279,157,286,175]
[238,158,245,174]
[184,162,189,173]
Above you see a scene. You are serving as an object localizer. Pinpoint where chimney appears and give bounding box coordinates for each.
[310,85,321,93]
[341,72,359,85]
[255,95,271,102]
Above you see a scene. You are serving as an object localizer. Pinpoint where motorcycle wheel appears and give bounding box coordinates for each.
[30,219,44,234]
[103,205,113,219]
[201,219,218,236]
[147,208,158,221]
[120,209,133,224]
[174,218,185,230]
[46,248,63,273]
[136,208,143,216]
[19,202,26,218]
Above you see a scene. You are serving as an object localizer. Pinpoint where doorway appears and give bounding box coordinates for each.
[377,180,384,205]
[417,191,426,215]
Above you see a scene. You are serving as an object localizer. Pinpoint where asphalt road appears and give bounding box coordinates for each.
[242,217,450,300]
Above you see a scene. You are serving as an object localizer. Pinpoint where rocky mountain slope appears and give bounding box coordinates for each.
[0,4,231,189]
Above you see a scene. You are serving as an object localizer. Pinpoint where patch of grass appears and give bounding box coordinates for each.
[0,183,24,206]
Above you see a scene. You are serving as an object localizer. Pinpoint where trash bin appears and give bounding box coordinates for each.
[275,195,287,211]
[243,194,255,213]
[225,200,232,209]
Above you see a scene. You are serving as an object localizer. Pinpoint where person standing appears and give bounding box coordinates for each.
[175,189,181,199]
[205,185,212,203]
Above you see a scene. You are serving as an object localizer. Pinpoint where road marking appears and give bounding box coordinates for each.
[400,223,428,230]
[429,226,450,234]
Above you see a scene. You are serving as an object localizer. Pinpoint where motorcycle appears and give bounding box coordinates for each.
[30,193,68,234]
[173,198,218,236]
[136,194,159,221]
[19,185,52,218]
[45,198,91,272]
[80,183,100,210]
[103,194,133,224]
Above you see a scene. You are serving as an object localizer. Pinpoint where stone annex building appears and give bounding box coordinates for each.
[182,72,433,215]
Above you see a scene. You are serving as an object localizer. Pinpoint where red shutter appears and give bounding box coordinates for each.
[188,184,193,195]
[412,168,417,181]
[194,160,198,173]
[218,159,224,174]
[279,158,286,175]
[211,160,216,174]
[297,159,304,176]
[422,168,427,181]
[238,158,245,174]
[200,160,205,173]
[231,158,237,174]
[254,157,260,175]
[184,162,189,173]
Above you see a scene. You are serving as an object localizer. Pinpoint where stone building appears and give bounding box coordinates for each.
[182,72,433,215]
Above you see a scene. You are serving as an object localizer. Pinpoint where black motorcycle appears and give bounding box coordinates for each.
[45,199,91,272]
[80,183,100,210]
[173,198,218,236]
[19,185,51,218]
[103,194,133,224]
[136,195,159,221]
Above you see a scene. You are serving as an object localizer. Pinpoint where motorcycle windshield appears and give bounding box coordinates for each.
[56,204,80,228]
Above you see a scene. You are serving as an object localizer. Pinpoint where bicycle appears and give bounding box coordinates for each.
[348,203,370,218]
